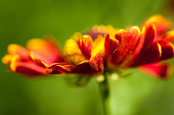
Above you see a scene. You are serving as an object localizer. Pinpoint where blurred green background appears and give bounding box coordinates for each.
[0,0,174,115]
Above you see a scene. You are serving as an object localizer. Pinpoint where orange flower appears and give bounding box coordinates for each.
[47,25,117,75]
[105,15,174,78]
[2,37,64,76]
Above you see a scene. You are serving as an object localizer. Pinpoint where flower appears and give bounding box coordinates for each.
[2,15,174,79]
[105,15,174,78]
[47,25,117,75]
[2,37,64,76]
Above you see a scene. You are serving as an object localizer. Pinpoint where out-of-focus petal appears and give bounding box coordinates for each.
[13,62,47,76]
[158,40,174,60]
[30,51,48,67]
[85,25,105,40]
[139,62,172,79]
[2,55,13,64]
[84,25,118,40]
[10,55,46,76]
[162,30,174,42]
[8,44,30,58]
[142,15,170,39]
[78,35,92,60]
[2,44,30,64]
[132,42,162,66]
[27,38,63,63]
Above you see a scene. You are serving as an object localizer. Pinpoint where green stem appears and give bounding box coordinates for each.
[98,72,110,115]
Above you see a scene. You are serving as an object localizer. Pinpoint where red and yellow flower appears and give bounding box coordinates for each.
[2,15,174,79]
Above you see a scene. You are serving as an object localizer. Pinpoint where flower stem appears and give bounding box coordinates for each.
[97,72,110,115]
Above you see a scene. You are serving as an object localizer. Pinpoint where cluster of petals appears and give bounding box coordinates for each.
[2,38,64,76]
[2,15,174,78]
[105,15,174,78]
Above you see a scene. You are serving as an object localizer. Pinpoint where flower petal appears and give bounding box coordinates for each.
[47,63,75,74]
[132,42,162,66]
[110,27,142,67]
[158,40,174,60]
[27,38,63,63]
[105,33,120,60]
[92,35,105,57]
[64,34,87,65]
[8,44,30,58]
[162,30,174,42]
[10,55,46,76]
[78,35,92,60]
[141,24,156,51]
[142,15,170,39]
[30,51,48,67]
[120,26,143,67]
[139,62,172,79]
[2,44,31,64]
[89,53,104,72]
[2,54,14,64]
[109,29,127,66]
